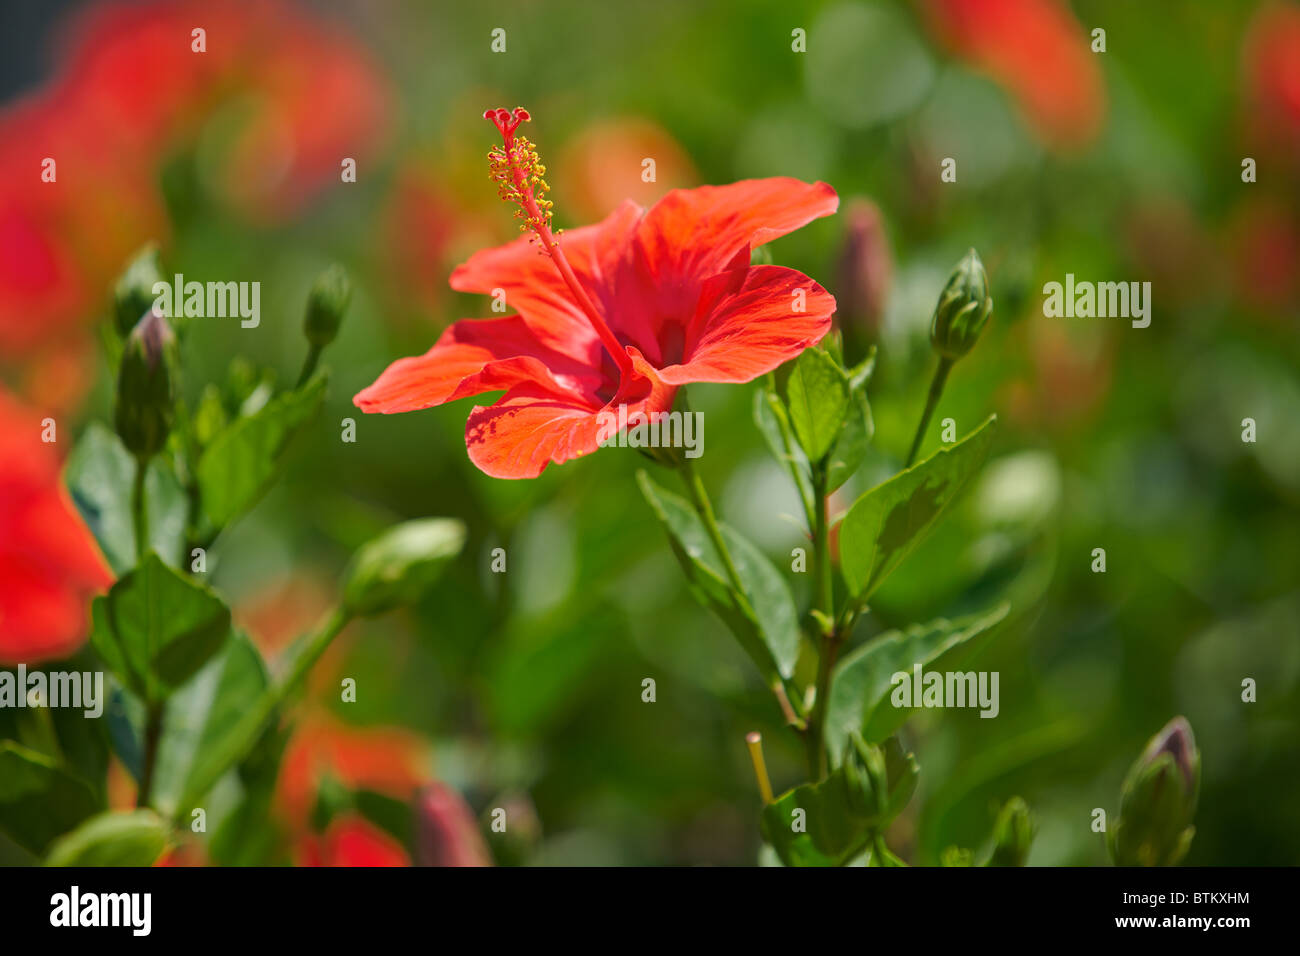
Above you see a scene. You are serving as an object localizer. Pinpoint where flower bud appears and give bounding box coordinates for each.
[114,306,176,460]
[841,733,918,827]
[988,796,1034,867]
[836,199,893,332]
[1111,716,1200,867]
[113,244,165,337]
[930,248,993,360]
[342,518,466,617]
[415,784,492,867]
[303,264,352,349]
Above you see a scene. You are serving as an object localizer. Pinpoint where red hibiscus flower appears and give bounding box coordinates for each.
[0,388,112,663]
[355,108,838,479]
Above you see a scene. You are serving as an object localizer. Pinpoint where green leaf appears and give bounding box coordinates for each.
[838,414,997,598]
[760,770,873,867]
[89,553,232,702]
[342,518,467,617]
[637,471,800,682]
[753,387,815,519]
[785,347,850,462]
[0,741,101,854]
[64,423,187,574]
[826,387,874,493]
[825,602,1011,751]
[44,809,167,867]
[147,634,270,818]
[196,373,327,528]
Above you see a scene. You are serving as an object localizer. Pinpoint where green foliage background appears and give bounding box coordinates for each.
[3,0,1298,864]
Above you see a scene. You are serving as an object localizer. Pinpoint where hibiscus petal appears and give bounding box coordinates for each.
[353,315,600,413]
[632,178,838,286]
[657,264,836,385]
[449,199,642,356]
[465,352,674,479]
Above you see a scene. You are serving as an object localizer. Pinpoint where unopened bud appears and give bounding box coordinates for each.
[115,307,176,459]
[415,784,492,867]
[930,248,993,360]
[342,518,466,617]
[303,264,352,349]
[988,796,1034,867]
[113,244,165,336]
[836,199,893,332]
[1111,716,1200,867]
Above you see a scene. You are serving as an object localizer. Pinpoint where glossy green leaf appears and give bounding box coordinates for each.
[637,471,800,682]
[147,634,270,818]
[0,741,101,854]
[64,423,187,573]
[825,602,1011,751]
[196,372,327,528]
[838,414,996,598]
[89,553,232,702]
[785,347,850,462]
[44,809,167,867]
[826,387,874,493]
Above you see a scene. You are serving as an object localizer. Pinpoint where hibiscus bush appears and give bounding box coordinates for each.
[1,0,1297,868]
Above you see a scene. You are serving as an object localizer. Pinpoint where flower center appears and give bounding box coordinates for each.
[484,107,633,379]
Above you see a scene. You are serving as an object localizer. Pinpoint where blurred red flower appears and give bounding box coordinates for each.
[0,0,390,373]
[299,813,410,867]
[0,388,112,663]
[1242,2,1300,155]
[277,714,430,827]
[357,109,837,478]
[557,117,698,222]
[920,0,1105,149]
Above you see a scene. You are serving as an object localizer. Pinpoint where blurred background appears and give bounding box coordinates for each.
[0,0,1297,865]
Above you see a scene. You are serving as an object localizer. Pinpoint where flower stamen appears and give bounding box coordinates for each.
[484,107,633,378]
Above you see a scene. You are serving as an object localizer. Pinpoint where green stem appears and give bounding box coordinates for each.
[679,454,749,608]
[812,467,832,621]
[803,464,838,780]
[905,356,954,468]
[804,626,843,781]
[296,343,323,389]
[137,702,164,808]
[173,607,351,821]
[131,456,149,563]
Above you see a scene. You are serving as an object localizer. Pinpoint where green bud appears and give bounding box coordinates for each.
[929,248,993,360]
[114,307,176,460]
[342,518,466,617]
[987,796,1034,867]
[1111,716,1200,867]
[113,244,165,337]
[303,264,352,349]
[841,733,918,827]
